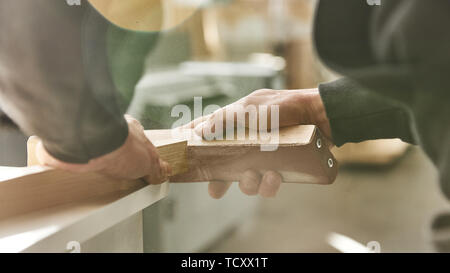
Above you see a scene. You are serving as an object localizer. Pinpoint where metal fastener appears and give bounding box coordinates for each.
[316,138,322,149]
[328,158,334,168]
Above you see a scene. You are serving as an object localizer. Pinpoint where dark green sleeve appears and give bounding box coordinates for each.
[318,78,416,147]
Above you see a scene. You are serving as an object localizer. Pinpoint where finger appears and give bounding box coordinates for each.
[146,156,168,184]
[180,114,212,129]
[194,110,226,140]
[143,167,165,185]
[238,169,262,196]
[208,181,232,199]
[194,104,251,140]
[124,114,138,122]
[125,115,145,132]
[159,159,172,180]
[124,114,137,124]
[193,121,206,138]
[141,148,166,184]
[258,170,282,198]
[194,120,219,141]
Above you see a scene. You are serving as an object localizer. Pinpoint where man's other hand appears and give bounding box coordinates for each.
[36,115,171,184]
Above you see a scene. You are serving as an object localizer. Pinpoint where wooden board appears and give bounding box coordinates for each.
[332,139,409,166]
[149,125,337,184]
[0,175,168,252]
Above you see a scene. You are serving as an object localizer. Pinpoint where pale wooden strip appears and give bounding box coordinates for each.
[0,183,169,252]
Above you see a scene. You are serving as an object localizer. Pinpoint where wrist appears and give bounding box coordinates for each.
[311,90,332,141]
[36,131,130,174]
[293,88,332,140]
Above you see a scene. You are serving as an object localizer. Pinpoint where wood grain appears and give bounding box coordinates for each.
[161,125,338,184]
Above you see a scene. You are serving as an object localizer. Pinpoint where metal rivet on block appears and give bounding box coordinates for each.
[328,158,334,168]
[316,138,322,149]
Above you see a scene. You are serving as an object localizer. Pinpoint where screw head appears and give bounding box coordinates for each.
[328,158,334,168]
[316,138,322,149]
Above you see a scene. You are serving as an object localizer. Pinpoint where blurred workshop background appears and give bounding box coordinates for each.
[1,0,449,252]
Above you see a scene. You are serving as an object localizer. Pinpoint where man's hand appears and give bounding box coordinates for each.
[36,115,171,184]
[183,88,332,199]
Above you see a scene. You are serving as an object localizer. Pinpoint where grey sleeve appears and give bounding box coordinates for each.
[0,1,128,163]
[318,78,416,147]
[313,0,449,148]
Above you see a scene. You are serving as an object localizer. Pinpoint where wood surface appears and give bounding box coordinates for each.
[0,177,168,252]
[150,125,337,184]
[332,139,409,166]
